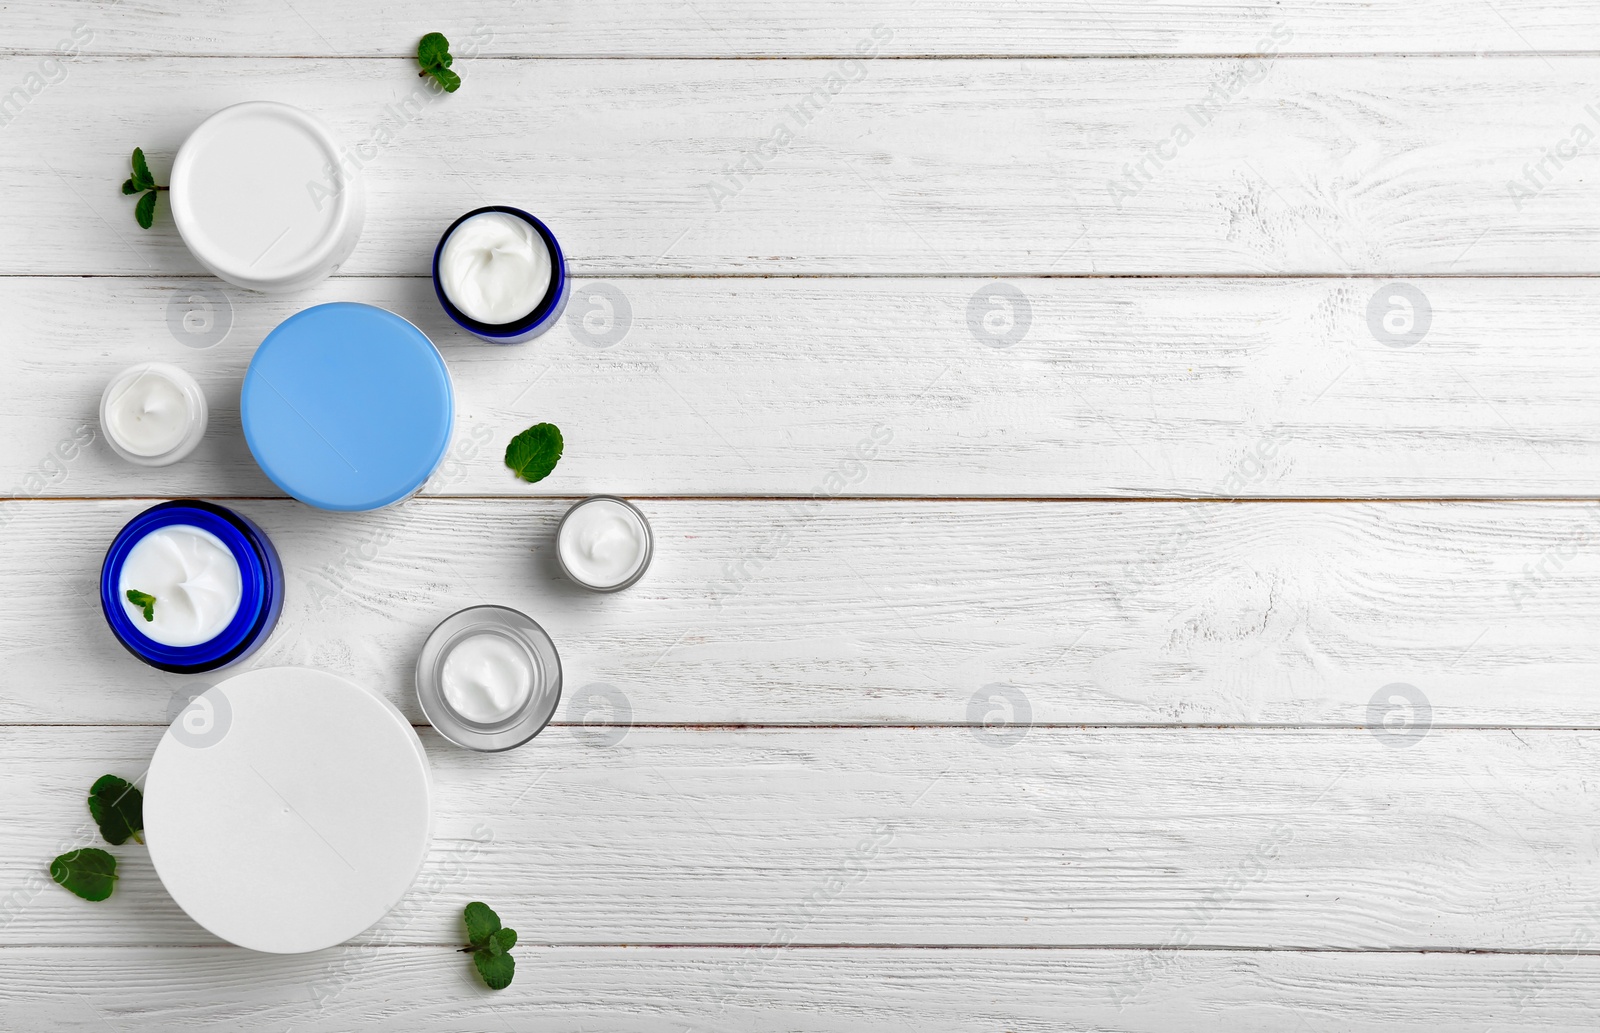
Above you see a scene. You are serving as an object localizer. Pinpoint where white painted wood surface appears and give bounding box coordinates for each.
[4,726,1595,949]
[6,1,1598,57]
[6,498,1600,727]
[10,276,1600,498]
[5,57,1600,275]
[6,946,1600,1032]
[1,0,1597,1027]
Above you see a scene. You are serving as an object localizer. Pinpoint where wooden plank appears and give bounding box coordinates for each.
[3,57,1597,274]
[6,498,1600,727]
[0,725,1595,948]
[9,275,1600,499]
[3,944,1600,1031]
[2,1,1595,57]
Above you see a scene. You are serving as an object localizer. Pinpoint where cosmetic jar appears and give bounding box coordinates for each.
[99,362,208,467]
[432,206,569,343]
[171,101,364,293]
[242,302,454,511]
[556,496,653,592]
[100,500,283,674]
[145,666,432,953]
[416,605,563,751]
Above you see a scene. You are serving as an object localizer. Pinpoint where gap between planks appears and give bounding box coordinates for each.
[14,271,1600,280]
[11,496,1600,504]
[3,722,1592,731]
[6,942,1600,955]
[0,52,1597,61]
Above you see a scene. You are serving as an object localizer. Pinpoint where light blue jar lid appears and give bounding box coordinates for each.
[242,303,454,511]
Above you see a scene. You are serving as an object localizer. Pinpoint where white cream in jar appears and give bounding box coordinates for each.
[439,632,534,724]
[118,525,243,647]
[557,497,652,591]
[100,363,208,466]
[437,211,552,325]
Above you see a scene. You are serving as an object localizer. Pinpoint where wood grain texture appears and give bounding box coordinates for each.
[3,945,1600,1031]
[1,725,1595,949]
[4,57,1599,274]
[8,275,1600,499]
[8,498,1600,727]
[2,0,1594,57]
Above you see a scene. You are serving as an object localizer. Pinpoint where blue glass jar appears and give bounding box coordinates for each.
[100,501,283,674]
[432,206,569,343]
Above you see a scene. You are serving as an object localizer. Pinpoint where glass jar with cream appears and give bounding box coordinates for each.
[556,496,653,592]
[100,501,283,674]
[432,206,569,343]
[416,605,562,751]
[100,363,208,467]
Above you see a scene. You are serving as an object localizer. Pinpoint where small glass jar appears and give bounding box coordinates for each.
[100,501,283,674]
[432,206,569,343]
[100,363,209,467]
[556,496,654,592]
[415,605,563,752]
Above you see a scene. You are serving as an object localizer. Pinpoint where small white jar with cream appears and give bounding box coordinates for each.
[432,206,569,343]
[416,605,563,752]
[556,496,654,592]
[100,363,208,467]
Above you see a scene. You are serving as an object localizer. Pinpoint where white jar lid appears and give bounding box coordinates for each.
[170,102,364,293]
[144,667,432,953]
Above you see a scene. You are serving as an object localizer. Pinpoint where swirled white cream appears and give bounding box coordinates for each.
[440,632,534,724]
[118,525,243,647]
[438,211,552,325]
[559,498,649,589]
[104,367,196,457]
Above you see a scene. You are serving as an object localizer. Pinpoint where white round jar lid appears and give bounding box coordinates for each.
[144,667,432,953]
[170,102,364,293]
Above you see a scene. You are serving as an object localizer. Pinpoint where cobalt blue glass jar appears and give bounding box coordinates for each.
[432,206,569,343]
[100,500,283,675]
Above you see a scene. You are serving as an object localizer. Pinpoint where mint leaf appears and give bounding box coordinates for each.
[462,902,517,988]
[473,950,515,990]
[134,190,157,230]
[121,178,139,195]
[130,147,154,191]
[126,589,156,622]
[430,67,461,93]
[88,774,144,846]
[463,900,500,947]
[50,848,118,901]
[504,423,563,484]
[417,32,452,71]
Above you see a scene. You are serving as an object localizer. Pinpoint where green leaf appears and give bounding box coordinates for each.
[417,32,452,71]
[130,147,154,191]
[125,589,156,622]
[430,67,461,93]
[88,774,144,846]
[134,190,157,230]
[121,178,139,195]
[504,423,563,484]
[50,848,118,902]
[489,927,517,954]
[463,901,500,947]
[473,950,515,990]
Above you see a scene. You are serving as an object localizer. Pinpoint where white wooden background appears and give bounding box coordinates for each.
[4,1,1600,1029]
